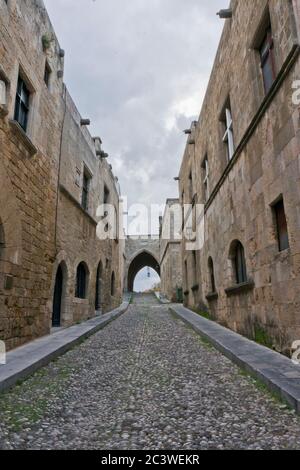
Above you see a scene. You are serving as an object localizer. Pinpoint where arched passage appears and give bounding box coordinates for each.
[95,261,103,311]
[128,250,160,292]
[52,262,67,327]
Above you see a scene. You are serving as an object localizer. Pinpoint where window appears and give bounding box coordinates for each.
[260,26,276,94]
[222,101,234,161]
[0,220,5,258]
[192,251,197,285]
[14,76,30,131]
[103,185,110,232]
[76,262,88,299]
[202,155,210,202]
[273,199,289,252]
[81,168,91,211]
[184,260,188,291]
[233,241,247,284]
[111,271,115,296]
[44,61,51,88]
[0,79,7,106]
[208,257,216,293]
[189,171,193,203]
[104,185,110,204]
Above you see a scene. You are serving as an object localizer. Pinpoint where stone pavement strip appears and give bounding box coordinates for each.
[0,293,300,450]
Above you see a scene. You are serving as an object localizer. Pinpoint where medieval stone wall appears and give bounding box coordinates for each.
[159,199,182,302]
[179,0,300,354]
[0,0,123,349]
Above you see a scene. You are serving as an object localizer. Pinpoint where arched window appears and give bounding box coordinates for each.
[76,262,88,299]
[111,271,115,297]
[95,261,103,310]
[208,257,216,293]
[232,241,247,284]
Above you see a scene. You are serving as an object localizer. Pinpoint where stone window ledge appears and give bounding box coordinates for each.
[73,298,89,305]
[206,291,219,302]
[225,280,255,297]
[274,248,291,262]
[191,284,199,292]
[59,184,98,226]
[9,119,37,156]
[0,104,8,118]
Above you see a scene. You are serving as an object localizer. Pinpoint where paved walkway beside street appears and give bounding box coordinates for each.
[0,294,300,450]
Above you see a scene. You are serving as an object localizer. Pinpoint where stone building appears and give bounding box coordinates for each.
[179,0,300,354]
[0,0,123,350]
[159,199,182,302]
[52,88,123,327]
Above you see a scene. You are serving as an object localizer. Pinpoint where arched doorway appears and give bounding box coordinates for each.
[111,271,115,296]
[95,261,103,311]
[127,251,160,292]
[52,264,64,327]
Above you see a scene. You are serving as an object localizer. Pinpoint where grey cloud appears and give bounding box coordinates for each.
[44,0,225,231]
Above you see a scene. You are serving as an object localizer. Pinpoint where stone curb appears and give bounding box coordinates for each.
[170,305,300,414]
[0,298,131,393]
[154,292,171,304]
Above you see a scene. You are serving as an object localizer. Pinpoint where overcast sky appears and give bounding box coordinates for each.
[44,0,225,232]
[43,0,225,289]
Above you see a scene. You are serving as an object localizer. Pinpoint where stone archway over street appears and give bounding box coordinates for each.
[125,236,160,292]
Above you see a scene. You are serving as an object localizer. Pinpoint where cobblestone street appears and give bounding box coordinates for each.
[0,294,300,450]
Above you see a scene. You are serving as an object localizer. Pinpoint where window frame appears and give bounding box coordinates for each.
[202,155,210,202]
[273,198,290,252]
[14,75,30,132]
[44,60,52,89]
[208,257,216,293]
[222,105,234,162]
[259,26,276,94]
[81,166,92,212]
[75,262,88,299]
[234,242,247,285]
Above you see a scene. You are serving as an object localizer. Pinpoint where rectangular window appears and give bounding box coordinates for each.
[104,185,110,204]
[260,27,276,94]
[202,155,209,202]
[0,79,7,106]
[222,101,234,161]
[44,61,51,88]
[189,171,193,203]
[14,76,30,131]
[81,169,91,211]
[274,199,289,252]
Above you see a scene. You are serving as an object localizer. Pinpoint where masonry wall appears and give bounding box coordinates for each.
[160,199,182,302]
[0,0,64,349]
[0,0,123,350]
[179,0,300,355]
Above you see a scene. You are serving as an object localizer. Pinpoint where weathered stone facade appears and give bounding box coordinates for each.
[179,0,300,354]
[0,0,123,350]
[159,199,182,302]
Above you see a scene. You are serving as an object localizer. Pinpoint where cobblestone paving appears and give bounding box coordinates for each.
[0,294,300,450]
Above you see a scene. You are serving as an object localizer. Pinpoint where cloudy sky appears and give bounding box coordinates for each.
[43,0,225,290]
[44,0,224,231]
